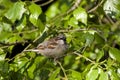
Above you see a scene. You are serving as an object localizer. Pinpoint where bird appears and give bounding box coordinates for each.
[24,34,68,60]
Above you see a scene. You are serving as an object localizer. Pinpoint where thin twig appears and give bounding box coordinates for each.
[59,28,87,33]
[7,29,48,62]
[87,0,115,24]
[7,33,41,62]
[32,0,42,3]
[32,0,54,6]
[56,61,68,80]
[88,0,104,13]
[22,33,43,52]
[13,29,38,35]
[73,48,105,70]
[104,13,115,24]
[48,0,82,25]
[7,52,26,62]
[39,0,54,7]
[67,0,82,14]
[73,51,95,64]
[112,20,120,31]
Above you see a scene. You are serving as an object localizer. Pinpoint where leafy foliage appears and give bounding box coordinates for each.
[0,0,120,80]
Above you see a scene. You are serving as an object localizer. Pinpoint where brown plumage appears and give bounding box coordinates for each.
[24,34,68,59]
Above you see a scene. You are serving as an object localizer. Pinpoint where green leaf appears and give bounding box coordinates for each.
[37,19,45,32]
[0,0,13,16]
[48,68,60,80]
[83,32,94,46]
[73,7,87,25]
[0,51,6,61]
[34,56,47,68]
[104,0,120,19]
[0,61,9,74]
[68,17,79,28]
[86,68,99,80]
[109,67,120,80]
[96,50,104,62]
[12,57,29,72]
[45,2,59,18]
[29,3,42,27]
[27,63,36,79]
[5,2,26,23]
[109,47,120,63]
[8,35,23,43]
[23,31,38,40]
[99,70,108,80]
[94,33,105,44]
[71,32,85,49]
[16,14,26,31]
[70,70,82,80]
[0,31,12,42]
[0,22,12,32]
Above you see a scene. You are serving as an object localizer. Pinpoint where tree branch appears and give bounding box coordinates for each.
[67,0,82,14]
[88,0,104,13]
[39,0,54,7]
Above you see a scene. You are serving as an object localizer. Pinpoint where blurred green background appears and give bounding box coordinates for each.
[0,0,120,80]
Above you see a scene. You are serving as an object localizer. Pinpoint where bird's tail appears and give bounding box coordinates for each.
[24,49,39,52]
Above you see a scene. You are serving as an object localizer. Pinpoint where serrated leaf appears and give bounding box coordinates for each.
[86,68,99,80]
[109,47,120,63]
[29,3,42,27]
[5,2,26,23]
[73,7,87,25]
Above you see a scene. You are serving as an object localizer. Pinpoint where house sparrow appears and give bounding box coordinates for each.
[24,34,68,59]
